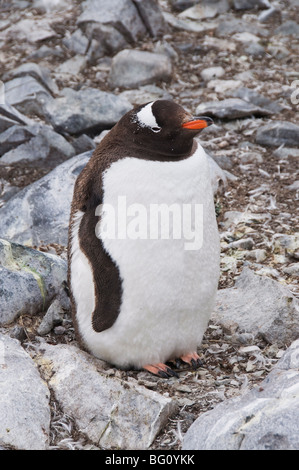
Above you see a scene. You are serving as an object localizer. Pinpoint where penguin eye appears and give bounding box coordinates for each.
[151,126,161,133]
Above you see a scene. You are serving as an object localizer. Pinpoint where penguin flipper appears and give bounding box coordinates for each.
[76,207,123,333]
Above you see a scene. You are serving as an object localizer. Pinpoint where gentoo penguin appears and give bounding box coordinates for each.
[68,100,220,378]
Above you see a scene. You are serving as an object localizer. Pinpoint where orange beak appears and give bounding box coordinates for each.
[182,116,213,130]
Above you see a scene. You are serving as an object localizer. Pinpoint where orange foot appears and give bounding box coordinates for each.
[180,351,202,370]
[143,362,179,378]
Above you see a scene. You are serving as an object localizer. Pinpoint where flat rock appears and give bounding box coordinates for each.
[0,333,50,449]
[0,238,68,325]
[233,0,270,9]
[108,49,172,89]
[195,98,273,120]
[256,121,299,147]
[200,66,225,81]
[4,62,59,95]
[37,342,177,449]
[1,124,75,167]
[212,266,299,346]
[4,76,53,118]
[2,18,58,43]
[0,150,92,246]
[44,88,131,135]
[77,0,147,43]
[183,339,299,450]
[232,87,283,113]
[0,125,35,156]
[216,17,269,37]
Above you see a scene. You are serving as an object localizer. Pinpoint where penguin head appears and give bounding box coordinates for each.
[118,100,213,158]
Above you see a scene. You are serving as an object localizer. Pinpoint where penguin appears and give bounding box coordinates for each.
[68,100,220,378]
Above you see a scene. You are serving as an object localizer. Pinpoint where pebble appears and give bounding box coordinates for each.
[108,49,172,89]
[200,66,225,81]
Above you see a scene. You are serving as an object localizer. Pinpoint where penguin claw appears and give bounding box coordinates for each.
[143,363,179,379]
[180,352,202,370]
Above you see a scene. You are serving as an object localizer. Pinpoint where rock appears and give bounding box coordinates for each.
[62,29,89,55]
[4,76,53,118]
[232,32,261,43]
[0,125,35,156]
[195,98,273,120]
[3,18,58,43]
[0,333,50,449]
[37,299,64,335]
[183,339,299,450]
[163,11,219,33]
[44,88,131,135]
[232,87,283,114]
[287,181,299,191]
[0,178,19,207]
[170,0,198,11]
[256,121,299,147]
[1,125,75,167]
[258,6,281,22]
[244,42,265,57]
[108,49,172,89]
[283,263,299,277]
[178,3,222,20]
[0,103,36,128]
[77,0,148,43]
[0,151,92,246]
[0,239,68,325]
[233,0,270,9]
[4,62,59,95]
[213,267,299,346]
[273,147,299,160]
[216,18,269,37]
[222,210,271,229]
[132,0,166,38]
[33,0,73,13]
[208,79,242,94]
[274,20,299,36]
[56,55,88,77]
[200,66,225,81]
[36,342,177,449]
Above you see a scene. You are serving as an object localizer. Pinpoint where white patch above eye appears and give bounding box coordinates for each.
[135,102,161,132]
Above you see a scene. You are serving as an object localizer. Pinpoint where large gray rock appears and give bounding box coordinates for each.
[213,267,299,346]
[37,342,177,449]
[0,333,50,449]
[183,339,299,450]
[4,76,53,118]
[108,49,172,89]
[1,125,75,167]
[4,62,59,95]
[77,0,165,44]
[0,125,35,156]
[44,88,131,135]
[77,0,146,42]
[195,98,273,120]
[256,121,299,147]
[0,238,68,325]
[0,150,92,246]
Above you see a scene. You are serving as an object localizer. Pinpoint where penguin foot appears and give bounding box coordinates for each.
[143,363,179,379]
[180,351,202,370]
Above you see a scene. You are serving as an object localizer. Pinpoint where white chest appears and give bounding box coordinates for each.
[90,145,220,367]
